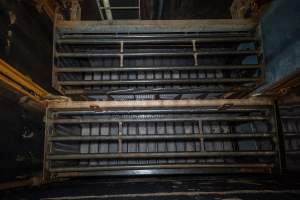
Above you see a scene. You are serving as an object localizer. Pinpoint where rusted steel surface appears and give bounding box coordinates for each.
[47,98,273,109]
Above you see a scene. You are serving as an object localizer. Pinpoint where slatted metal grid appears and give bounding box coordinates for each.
[53,19,264,100]
[44,99,280,179]
[280,104,300,171]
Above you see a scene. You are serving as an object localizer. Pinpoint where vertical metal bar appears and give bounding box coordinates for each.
[80,124,90,165]
[256,25,265,82]
[274,100,287,173]
[120,41,124,53]
[198,121,205,152]
[52,8,60,92]
[120,41,124,67]
[120,54,124,67]
[90,124,99,166]
[96,0,105,20]
[118,122,123,153]
[194,53,198,66]
[43,108,52,181]
[192,40,197,52]
[138,0,141,19]
[102,0,113,20]
[192,40,198,66]
[157,0,164,19]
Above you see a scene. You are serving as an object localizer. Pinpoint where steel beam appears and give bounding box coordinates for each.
[56,19,257,34]
[0,59,49,103]
[55,50,260,58]
[49,163,274,173]
[50,133,274,142]
[55,65,263,73]
[47,98,273,109]
[47,151,276,160]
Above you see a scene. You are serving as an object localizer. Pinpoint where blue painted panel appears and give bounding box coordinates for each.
[257,0,300,92]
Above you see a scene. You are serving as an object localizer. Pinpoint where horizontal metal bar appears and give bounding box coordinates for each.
[54,168,273,177]
[54,65,263,73]
[99,6,140,10]
[47,151,276,160]
[56,50,260,58]
[280,116,300,119]
[53,108,265,115]
[56,19,257,34]
[50,116,269,124]
[57,78,259,86]
[49,163,275,173]
[60,32,253,39]
[286,151,300,155]
[46,98,274,109]
[63,88,237,95]
[49,133,274,142]
[56,37,257,45]
[283,133,300,137]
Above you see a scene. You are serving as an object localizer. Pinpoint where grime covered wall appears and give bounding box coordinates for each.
[0,0,53,181]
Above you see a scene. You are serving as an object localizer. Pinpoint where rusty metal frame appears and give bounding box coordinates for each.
[47,97,273,109]
[36,0,56,21]
[0,59,49,103]
[262,69,300,97]
[44,97,281,179]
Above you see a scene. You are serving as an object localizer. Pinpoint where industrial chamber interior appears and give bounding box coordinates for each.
[1,0,300,199]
